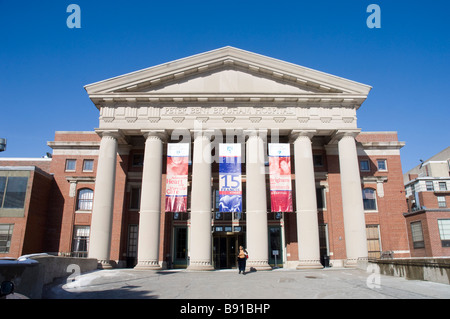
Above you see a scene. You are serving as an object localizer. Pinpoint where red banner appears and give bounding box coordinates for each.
[165,143,189,212]
[268,143,293,212]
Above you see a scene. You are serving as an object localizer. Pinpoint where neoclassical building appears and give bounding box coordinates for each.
[4,47,410,270]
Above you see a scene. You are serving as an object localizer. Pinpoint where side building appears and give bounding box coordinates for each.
[0,158,52,257]
[404,147,450,257]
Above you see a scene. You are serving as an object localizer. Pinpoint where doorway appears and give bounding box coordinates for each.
[268,226,283,267]
[213,234,244,269]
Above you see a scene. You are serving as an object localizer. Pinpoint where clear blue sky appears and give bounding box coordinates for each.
[0,0,448,173]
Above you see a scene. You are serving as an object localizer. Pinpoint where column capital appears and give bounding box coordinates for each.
[95,129,127,143]
[243,129,268,142]
[141,129,167,142]
[190,129,215,141]
[328,129,361,144]
[290,130,316,142]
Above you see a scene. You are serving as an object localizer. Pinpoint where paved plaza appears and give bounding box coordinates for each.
[42,267,450,300]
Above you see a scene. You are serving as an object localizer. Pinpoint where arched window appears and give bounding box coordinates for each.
[77,188,93,211]
[362,188,377,211]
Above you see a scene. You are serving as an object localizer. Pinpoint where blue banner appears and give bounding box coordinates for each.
[219,144,242,212]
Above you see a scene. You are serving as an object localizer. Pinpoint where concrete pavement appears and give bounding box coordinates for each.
[42,267,450,299]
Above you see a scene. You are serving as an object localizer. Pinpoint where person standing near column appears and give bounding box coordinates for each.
[237,245,248,274]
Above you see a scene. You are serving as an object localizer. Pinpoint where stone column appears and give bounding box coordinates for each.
[88,131,118,269]
[292,130,323,269]
[245,130,271,271]
[187,131,214,271]
[135,131,165,270]
[338,131,368,266]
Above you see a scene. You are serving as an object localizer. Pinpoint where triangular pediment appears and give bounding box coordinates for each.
[85,46,371,106]
[127,65,328,95]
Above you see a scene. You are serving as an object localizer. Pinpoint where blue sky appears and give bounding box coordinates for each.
[0,0,448,173]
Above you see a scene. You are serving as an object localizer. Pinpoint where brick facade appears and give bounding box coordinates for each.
[1,130,413,266]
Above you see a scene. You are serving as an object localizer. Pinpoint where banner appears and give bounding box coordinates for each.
[219,144,242,212]
[268,143,293,212]
[165,143,189,212]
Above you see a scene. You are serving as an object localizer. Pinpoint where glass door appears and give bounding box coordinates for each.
[268,226,283,268]
[173,227,188,268]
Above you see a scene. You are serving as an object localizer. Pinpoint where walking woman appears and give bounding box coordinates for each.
[237,245,248,275]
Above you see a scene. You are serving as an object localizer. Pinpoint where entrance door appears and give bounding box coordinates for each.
[173,227,188,268]
[268,226,283,267]
[213,234,243,269]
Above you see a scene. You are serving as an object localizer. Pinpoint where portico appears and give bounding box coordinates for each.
[85,47,371,270]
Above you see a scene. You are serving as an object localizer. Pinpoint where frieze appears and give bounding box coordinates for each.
[160,106,296,117]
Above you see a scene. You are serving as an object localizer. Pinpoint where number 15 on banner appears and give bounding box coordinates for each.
[220,174,241,189]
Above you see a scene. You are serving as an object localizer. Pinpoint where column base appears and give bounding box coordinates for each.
[246,260,272,271]
[345,257,368,268]
[296,259,323,269]
[186,261,214,271]
[97,260,114,269]
[134,261,162,270]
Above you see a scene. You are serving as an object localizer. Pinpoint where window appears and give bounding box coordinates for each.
[439,182,447,191]
[411,221,425,249]
[71,226,90,257]
[362,188,377,211]
[313,155,323,167]
[318,224,329,257]
[82,159,94,172]
[129,186,141,210]
[132,154,144,167]
[77,189,93,211]
[360,160,370,172]
[0,176,28,209]
[316,187,326,209]
[438,219,450,247]
[0,224,14,253]
[65,159,76,171]
[426,181,434,191]
[127,225,138,259]
[437,196,447,208]
[377,159,387,171]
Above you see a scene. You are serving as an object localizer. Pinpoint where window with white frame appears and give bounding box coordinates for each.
[439,182,447,191]
[65,159,76,171]
[71,225,90,257]
[437,196,447,208]
[77,188,93,211]
[410,221,425,249]
[362,188,377,211]
[377,159,387,171]
[426,181,434,191]
[82,159,94,172]
[438,219,450,247]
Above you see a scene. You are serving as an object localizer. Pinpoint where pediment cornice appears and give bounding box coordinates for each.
[84,47,371,109]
